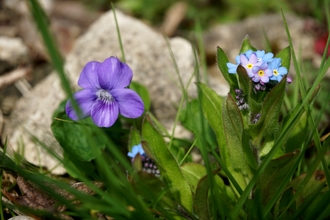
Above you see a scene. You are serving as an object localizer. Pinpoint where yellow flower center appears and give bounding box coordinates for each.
[258,70,265,77]
[247,63,253,69]
[273,70,278,76]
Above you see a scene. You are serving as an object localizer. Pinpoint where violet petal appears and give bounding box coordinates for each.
[90,99,119,127]
[66,89,96,120]
[111,88,144,118]
[78,61,101,89]
[97,57,133,90]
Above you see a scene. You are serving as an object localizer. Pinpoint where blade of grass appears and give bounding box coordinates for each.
[27,0,84,122]
[195,17,208,84]
[32,131,153,218]
[281,7,330,187]
[179,138,197,166]
[162,31,195,152]
[111,3,126,62]
[162,30,189,101]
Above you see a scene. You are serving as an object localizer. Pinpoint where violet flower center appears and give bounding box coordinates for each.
[96,89,114,103]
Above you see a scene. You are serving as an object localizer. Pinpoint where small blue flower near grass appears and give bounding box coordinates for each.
[226,55,240,73]
[269,58,288,82]
[256,50,274,63]
[66,56,144,127]
[127,144,160,176]
[127,144,145,158]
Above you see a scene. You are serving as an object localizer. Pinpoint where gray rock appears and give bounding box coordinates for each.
[0,37,29,74]
[2,9,198,174]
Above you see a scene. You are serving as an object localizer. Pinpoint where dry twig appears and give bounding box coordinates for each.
[0,67,32,90]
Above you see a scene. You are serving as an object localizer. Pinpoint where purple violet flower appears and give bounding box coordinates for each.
[127,144,145,158]
[251,62,272,83]
[240,53,259,77]
[269,58,288,82]
[66,56,144,127]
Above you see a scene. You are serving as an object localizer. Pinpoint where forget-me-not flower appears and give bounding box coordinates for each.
[251,62,272,83]
[127,144,145,158]
[127,144,160,176]
[66,56,144,127]
[240,53,259,77]
[256,50,274,63]
[269,58,288,82]
[226,55,240,74]
[226,50,255,74]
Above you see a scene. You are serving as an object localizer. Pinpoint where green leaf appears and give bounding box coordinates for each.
[242,129,258,169]
[287,170,328,207]
[51,112,107,161]
[258,150,300,204]
[302,189,330,219]
[197,82,246,194]
[284,112,308,153]
[236,65,254,124]
[237,65,252,98]
[128,126,141,152]
[239,35,257,54]
[129,171,176,212]
[180,163,236,219]
[197,83,226,149]
[222,94,253,187]
[282,85,321,153]
[180,163,207,194]
[275,46,291,70]
[193,175,211,220]
[141,114,193,211]
[216,47,238,90]
[275,187,296,219]
[62,153,97,179]
[179,99,217,149]
[249,76,287,150]
[130,81,151,111]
